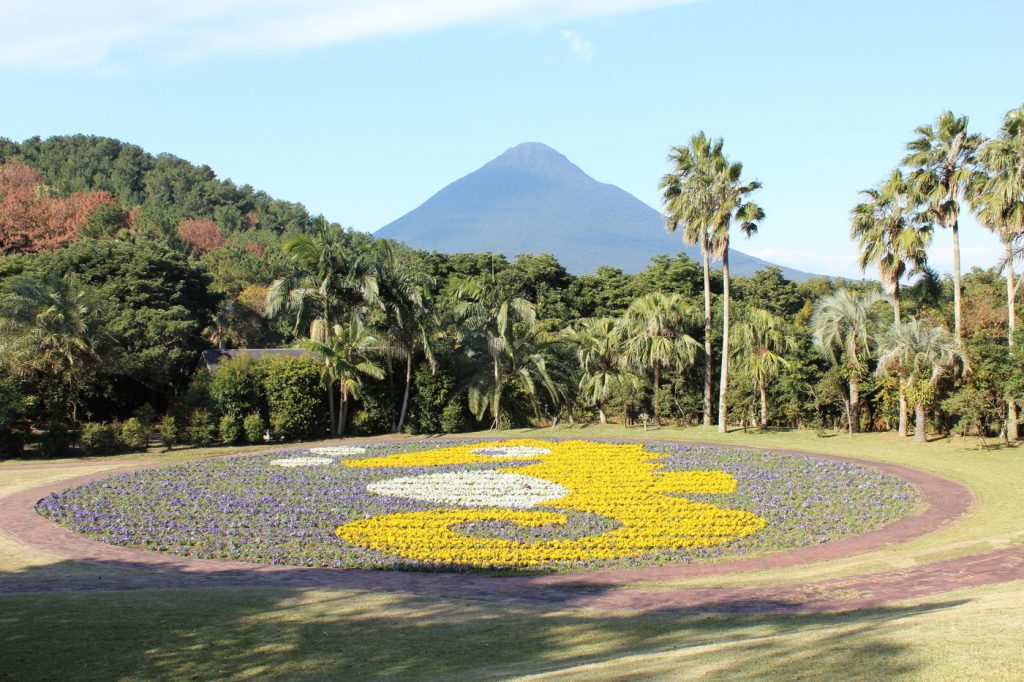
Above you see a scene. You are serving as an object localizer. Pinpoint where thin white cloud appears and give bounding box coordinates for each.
[0,0,699,72]
[559,29,593,60]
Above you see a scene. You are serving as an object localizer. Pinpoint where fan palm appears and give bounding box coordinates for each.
[621,292,701,422]
[453,275,538,428]
[972,103,1024,439]
[302,317,385,436]
[564,317,637,424]
[810,289,888,435]
[851,168,933,436]
[903,111,985,342]
[732,308,796,430]
[876,318,964,443]
[661,133,723,427]
[706,152,764,433]
[0,272,109,422]
[266,219,383,427]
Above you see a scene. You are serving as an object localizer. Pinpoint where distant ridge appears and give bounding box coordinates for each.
[376,142,817,280]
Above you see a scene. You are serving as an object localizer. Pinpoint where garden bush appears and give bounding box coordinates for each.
[159,415,179,451]
[188,410,218,447]
[219,414,242,444]
[242,411,265,444]
[119,417,149,451]
[263,357,327,440]
[79,422,120,455]
[39,420,76,457]
[0,375,29,457]
[209,356,267,422]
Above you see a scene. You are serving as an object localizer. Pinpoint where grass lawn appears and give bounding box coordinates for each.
[2,426,1023,680]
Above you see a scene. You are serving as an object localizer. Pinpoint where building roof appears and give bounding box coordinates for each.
[199,348,318,373]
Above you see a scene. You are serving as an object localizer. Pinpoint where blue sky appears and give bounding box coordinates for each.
[1,0,1022,278]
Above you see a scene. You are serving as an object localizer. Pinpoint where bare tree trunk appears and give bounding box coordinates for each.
[397,354,412,433]
[951,219,963,343]
[702,243,713,428]
[326,367,336,435]
[914,402,927,443]
[759,385,767,431]
[653,362,660,422]
[849,372,860,435]
[1007,241,1019,441]
[893,289,908,438]
[598,404,607,424]
[337,384,347,437]
[718,250,731,434]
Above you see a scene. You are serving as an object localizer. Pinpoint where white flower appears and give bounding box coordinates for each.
[366,471,567,508]
[309,446,367,457]
[471,445,552,459]
[270,457,335,467]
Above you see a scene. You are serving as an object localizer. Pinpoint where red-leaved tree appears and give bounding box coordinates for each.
[176,219,226,255]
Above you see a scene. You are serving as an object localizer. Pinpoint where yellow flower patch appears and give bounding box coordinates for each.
[336,439,766,568]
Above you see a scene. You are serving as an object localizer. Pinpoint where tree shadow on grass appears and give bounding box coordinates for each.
[0,558,963,681]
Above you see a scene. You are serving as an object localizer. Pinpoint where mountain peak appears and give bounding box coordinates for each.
[484,142,590,181]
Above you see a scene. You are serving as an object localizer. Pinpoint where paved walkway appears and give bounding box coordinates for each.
[3,438,1019,614]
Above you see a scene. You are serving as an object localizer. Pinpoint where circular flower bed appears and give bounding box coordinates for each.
[36,439,916,572]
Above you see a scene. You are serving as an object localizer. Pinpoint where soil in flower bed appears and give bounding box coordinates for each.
[36,440,916,572]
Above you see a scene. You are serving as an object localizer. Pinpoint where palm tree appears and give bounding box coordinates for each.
[0,272,108,422]
[903,111,985,342]
[876,318,964,443]
[850,168,933,436]
[706,151,764,433]
[732,308,796,430]
[464,317,561,429]
[453,275,538,428]
[621,292,701,422]
[661,133,723,427]
[375,246,439,433]
[972,104,1024,439]
[564,317,637,424]
[810,289,887,435]
[303,317,385,436]
[265,219,382,428]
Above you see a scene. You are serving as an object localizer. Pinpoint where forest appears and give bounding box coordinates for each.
[1,107,1022,457]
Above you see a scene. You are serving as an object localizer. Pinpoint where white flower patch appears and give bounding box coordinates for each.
[366,471,568,509]
[309,446,367,457]
[471,445,552,459]
[270,457,335,467]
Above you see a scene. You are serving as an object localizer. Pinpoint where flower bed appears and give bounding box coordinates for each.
[36,439,916,571]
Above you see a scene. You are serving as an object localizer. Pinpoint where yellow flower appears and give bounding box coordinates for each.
[336,440,766,568]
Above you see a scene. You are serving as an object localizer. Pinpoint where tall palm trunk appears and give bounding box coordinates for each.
[951,218,963,342]
[718,250,731,433]
[653,361,661,422]
[337,382,348,436]
[1007,240,1019,441]
[397,354,413,433]
[492,355,501,429]
[702,243,713,428]
[327,373,336,436]
[598,404,608,424]
[914,401,927,443]
[758,385,767,431]
[893,286,908,438]
[849,371,860,435]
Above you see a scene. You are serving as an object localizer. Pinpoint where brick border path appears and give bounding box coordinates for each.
[4,438,1019,614]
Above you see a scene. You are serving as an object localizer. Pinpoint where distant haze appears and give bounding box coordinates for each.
[376,142,817,280]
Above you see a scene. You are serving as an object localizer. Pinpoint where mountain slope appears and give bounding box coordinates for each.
[376,142,815,280]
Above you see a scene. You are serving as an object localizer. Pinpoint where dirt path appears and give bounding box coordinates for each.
[3,438,1013,614]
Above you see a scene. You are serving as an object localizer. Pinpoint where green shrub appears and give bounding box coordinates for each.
[188,409,218,447]
[263,357,328,440]
[159,415,179,451]
[0,375,30,457]
[39,421,76,458]
[243,411,265,444]
[79,422,120,456]
[408,366,457,434]
[219,414,242,444]
[184,372,214,413]
[132,403,158,429]
[439,401,466,434]
[209,356,267,422]
[119,417,149,451]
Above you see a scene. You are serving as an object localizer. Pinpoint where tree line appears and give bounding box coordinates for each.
[0,104,1022,456]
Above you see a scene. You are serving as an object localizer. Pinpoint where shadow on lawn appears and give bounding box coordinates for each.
[0,559,962,681]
